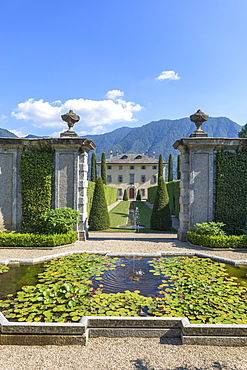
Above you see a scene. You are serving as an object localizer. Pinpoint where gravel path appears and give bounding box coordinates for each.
[0,232,246,369]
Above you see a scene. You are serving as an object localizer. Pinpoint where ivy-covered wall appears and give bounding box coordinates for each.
[20,146,54,233]
[215,151,247,235]
[148,180,180,217]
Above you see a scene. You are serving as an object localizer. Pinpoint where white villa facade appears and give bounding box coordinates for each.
[101,151,167,200]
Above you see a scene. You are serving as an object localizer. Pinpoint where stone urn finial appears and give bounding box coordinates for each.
[60,110,80,137]
[189,109,209,137]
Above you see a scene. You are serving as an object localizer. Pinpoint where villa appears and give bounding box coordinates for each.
[100,151,167,200]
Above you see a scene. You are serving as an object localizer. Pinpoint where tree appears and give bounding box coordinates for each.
[90,153,97,182]
[150,176,172,231]
[101,152,107,185]
[123,189,128,201]
[158,154,163,179]
[88,177,110,231]
[238,123,247,138]
[136,189,141,200]
[177,154,181,180]
[168,154,173,182]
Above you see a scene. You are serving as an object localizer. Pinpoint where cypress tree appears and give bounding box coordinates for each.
[168,154,173,182]
[88,177,110,231]
[177,154,181,180]
[158,154,163,179]
[238,123,247,138]
[90,152,97,182]
[150,176,172,231]
[101,152,107,185]
[123,189,128,201]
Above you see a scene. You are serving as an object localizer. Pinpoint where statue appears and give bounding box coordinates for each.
[60,110,80,137]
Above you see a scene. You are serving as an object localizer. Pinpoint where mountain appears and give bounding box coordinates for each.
[0,128,18,138]
[86,116,242,162]
[0,116,242,163]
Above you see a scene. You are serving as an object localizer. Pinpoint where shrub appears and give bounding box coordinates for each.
[39,207,79,235]
[194,222,226,236]
[89,177,110,231]
[150,176,172,231]
[0,231,77,247]
[123,189,128,201]
[187,231,247,249]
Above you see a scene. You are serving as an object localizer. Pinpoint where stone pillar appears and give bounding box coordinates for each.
[173,137,247,241]
[0,137,96,241]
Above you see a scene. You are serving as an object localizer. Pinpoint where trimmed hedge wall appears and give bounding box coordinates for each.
[148,180,180,217]
[215,151,247,235]
[0,231,78,247]
[87,181,117,214]
[187,231,247,249]
[20,146,54,233]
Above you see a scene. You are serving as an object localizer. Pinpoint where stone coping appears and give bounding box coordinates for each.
[0,250,246,266]
[0,251,246,346]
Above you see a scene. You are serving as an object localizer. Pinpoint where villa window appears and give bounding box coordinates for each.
[107,175,112,183]
[141,189,145,197]
[152,165,157,170]
[107,166,112,170]
[119,165,123,170]
[141,175,146,183]
[129,174,134,184]
[118,175,123,183]
[152,175,157,183]
[118,189,123,196]
[141,165,146,170]
[130,165,134,170]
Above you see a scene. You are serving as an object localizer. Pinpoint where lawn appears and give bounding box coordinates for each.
[105,200,176,233]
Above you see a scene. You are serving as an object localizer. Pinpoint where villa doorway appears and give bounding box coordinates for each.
[129,188,134,199]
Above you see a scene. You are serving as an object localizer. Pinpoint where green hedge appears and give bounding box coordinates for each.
[0,231,78,247]
[215,151,247,235]
[87,181,117,214]
[20,146,54,233]
[148,180,180,217]
[187,231,247,249]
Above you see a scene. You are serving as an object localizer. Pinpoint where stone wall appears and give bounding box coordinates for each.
[0,137,95,240]
[173,137,247,241]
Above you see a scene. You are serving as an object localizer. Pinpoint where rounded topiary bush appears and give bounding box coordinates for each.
[39,207,80,235]
[150,176,172,231]
[89,177,110,231]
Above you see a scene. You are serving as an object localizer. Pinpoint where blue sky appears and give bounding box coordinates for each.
[1,0,247,137]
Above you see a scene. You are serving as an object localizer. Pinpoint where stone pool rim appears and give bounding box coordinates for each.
[0,250,246,346]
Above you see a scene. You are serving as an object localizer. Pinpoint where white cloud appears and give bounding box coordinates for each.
[1,115,7,120]
[156,71,180,80]
[106,90,124,100]
[11,91,143,132]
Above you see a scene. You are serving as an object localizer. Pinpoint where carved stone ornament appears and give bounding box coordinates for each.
[60,110,80,137]
[189,109,209,137]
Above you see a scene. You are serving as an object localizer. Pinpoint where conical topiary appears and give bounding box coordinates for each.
[150,176,172,231]
[136,189,141,200]
[123,189,128,201]
[88,177,110,231]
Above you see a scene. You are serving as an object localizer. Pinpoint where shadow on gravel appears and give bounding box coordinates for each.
[130,359,240,370]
